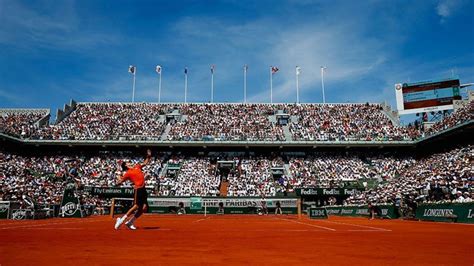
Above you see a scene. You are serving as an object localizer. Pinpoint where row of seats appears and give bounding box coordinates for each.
[1,102,472,141]
[1,146,472,206]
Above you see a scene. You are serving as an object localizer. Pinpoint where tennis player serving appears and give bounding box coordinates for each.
[114,149,152,230]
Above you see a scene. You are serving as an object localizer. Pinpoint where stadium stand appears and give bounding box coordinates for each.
[1,101,472,142]
[288,154,416,188]
[345,145,474,205]
[226,157,286,197]
[167,104,285,141]
[31,103,169,140]
[287,103,420,141]
[1,146,472,207]
[159,157,221,196]
[424,100,473,137]
[0,109,49,138]
[0,99,472,213]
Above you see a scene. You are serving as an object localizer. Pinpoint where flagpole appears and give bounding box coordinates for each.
[158,71,162,103]
[321,66,327,104]
[211,69,214,103]
[132,69,136,103]
[244,65,247,103]
[185,69,188,104]
[270,67,273,104]
[296,67,299,104]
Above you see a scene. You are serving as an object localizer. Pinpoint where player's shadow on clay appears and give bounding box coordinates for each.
[141,226,161,230]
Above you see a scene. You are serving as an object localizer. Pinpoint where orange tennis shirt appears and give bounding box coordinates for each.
[122,164,145,189]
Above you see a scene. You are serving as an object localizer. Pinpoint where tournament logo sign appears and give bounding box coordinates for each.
[0,202,10,219]
[61,202,79,216]
[11,209,27,220]
[0,202,9,213]
[60,187,83,218]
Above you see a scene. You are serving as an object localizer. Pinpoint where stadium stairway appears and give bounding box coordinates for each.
[283,125,293,141]
[220,180,229,197]
[161,124,172,140]
[380,102,400,126]
[284,163,293,179]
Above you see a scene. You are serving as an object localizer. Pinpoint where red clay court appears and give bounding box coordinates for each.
[1,215,473,265]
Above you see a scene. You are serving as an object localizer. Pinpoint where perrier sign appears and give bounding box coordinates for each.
[60,185,83,218]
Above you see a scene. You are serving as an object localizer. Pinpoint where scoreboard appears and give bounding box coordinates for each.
[395,78,461,115]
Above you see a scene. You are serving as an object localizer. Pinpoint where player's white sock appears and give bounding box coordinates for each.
[121,215,128,221]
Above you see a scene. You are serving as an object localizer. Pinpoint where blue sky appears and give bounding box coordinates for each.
[0,0,473,119]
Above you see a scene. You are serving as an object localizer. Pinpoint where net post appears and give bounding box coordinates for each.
[110,198,115,219]
[204,200,207,217]
[297,198,302,220]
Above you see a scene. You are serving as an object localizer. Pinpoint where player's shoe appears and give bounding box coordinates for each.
[125,221,137,230]
[114,217,124,230]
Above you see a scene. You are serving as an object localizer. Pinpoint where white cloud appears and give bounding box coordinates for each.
[436,0,464,22]
[167,14,393,104]
[0,0,120,51]
[0,89,23,104]
[233,24,388,103]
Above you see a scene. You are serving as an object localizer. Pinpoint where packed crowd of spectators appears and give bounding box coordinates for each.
[1,101,471,142]
[288,104,420,141]
[0,152,66,205]
[0,110,47,138]
[227,157,286,197]
[0,146,472,207]
[159,157,221,196]
[424,101,473,137]
[288,154,415,188]
[345,145,473,205]
[32,103,169,140]
[0,152,163,206]
[167,104,285,141]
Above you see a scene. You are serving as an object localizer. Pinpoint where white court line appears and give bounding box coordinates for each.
[276,218,336,231]
[17,227,175,231]
[347,229,387,232]
[0,220,60,226]
[253,229,312,232]
[0,219,105,230]
[193,217,211,223]
[0,217,111,226]
[320,220,391,232]
[20,227,84,230]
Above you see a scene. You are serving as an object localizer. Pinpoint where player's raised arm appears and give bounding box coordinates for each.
[116,174,125,186]
[141,149,152,167]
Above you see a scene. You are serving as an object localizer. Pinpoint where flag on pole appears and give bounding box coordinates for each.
[155,65,162,74]
[184,67,188,74]
[296,66,301,76]
[210,65,215,74]
[271,66,279,74]
[128,65,136,75]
